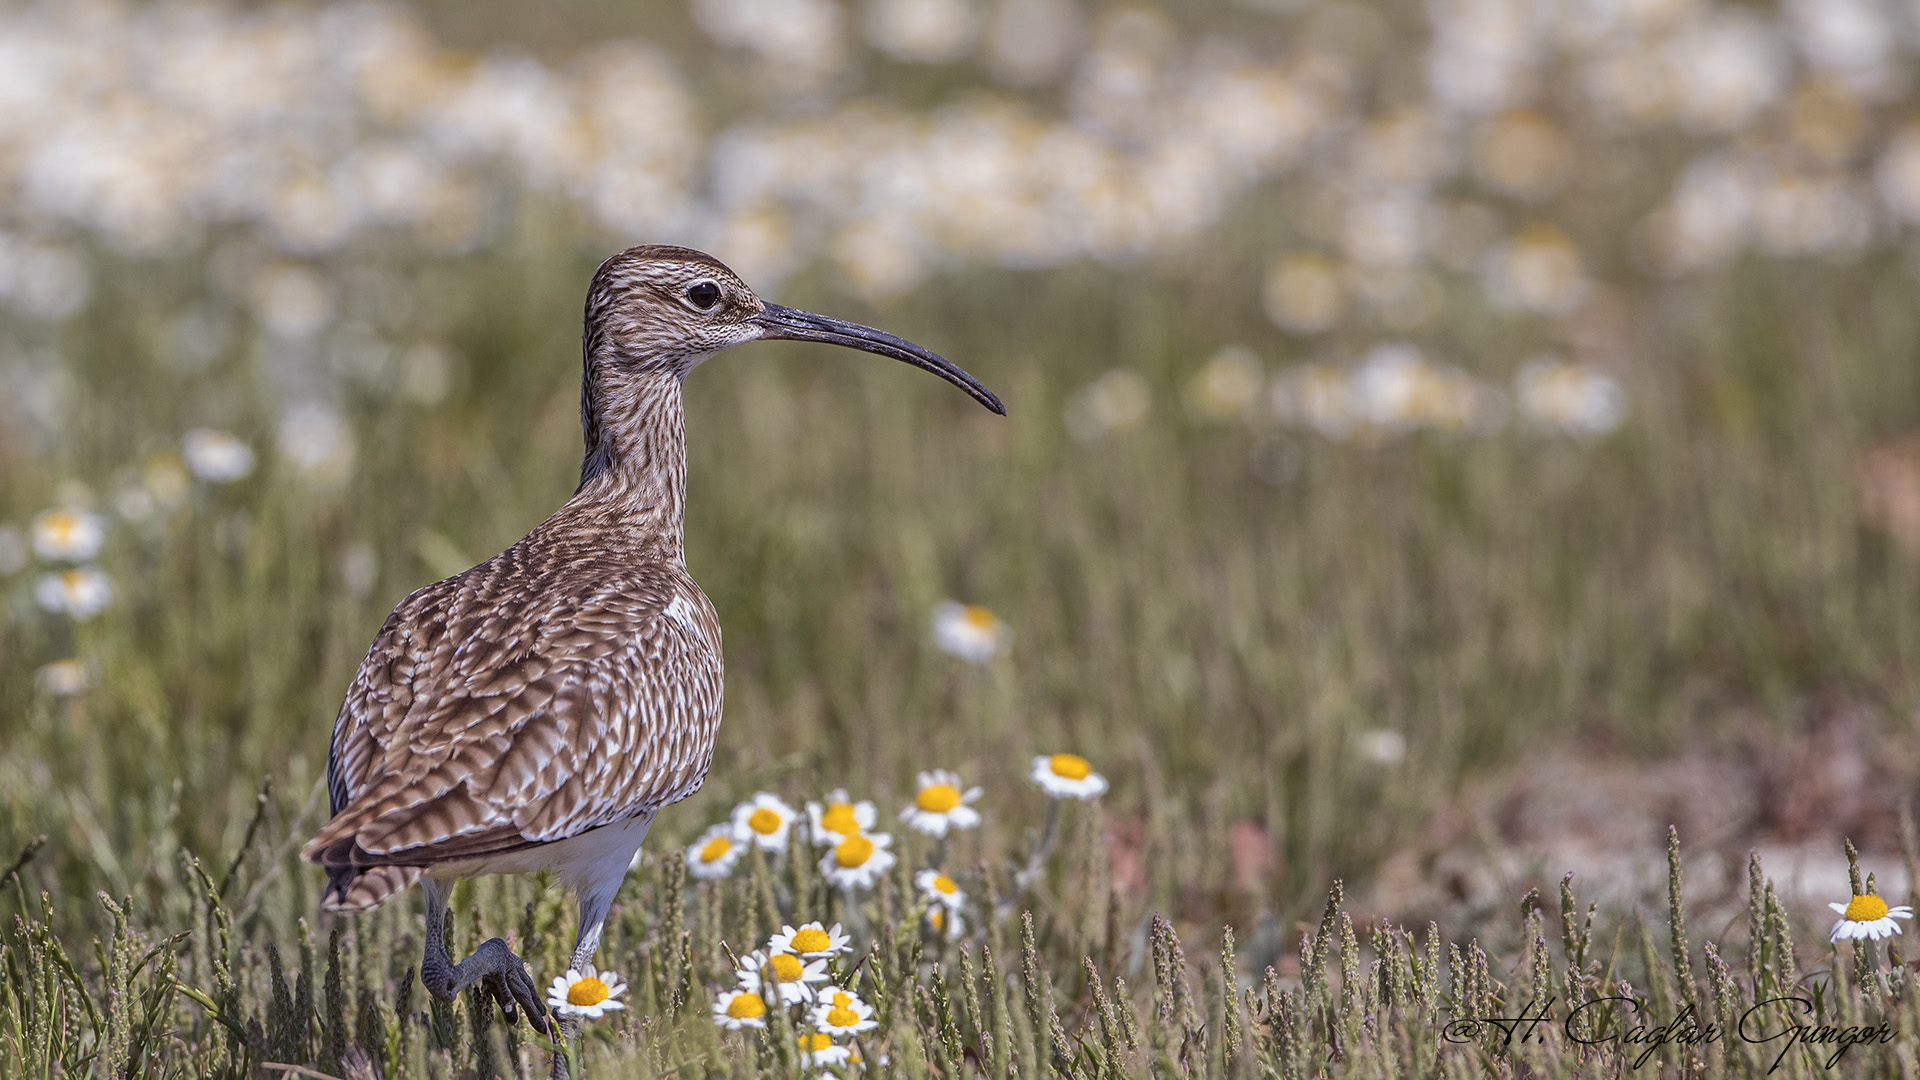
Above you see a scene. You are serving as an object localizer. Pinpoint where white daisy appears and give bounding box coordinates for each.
[931,600,1005,663]
[925,904,966,941]
[1829,894,1914,943]
[737,949,830,1005]
[819,832,896,891]
[35,659,87,695]
[713,988,771,1030]
[35,567,113,619]
[181,429,256,482]
[1030,753,1108,800]
[685,822,746,879]
[30,508,105,563]
[769,921,851,959]
[915,869,966,910]
[807,789,878,847]
[810,986,879,1036]
[797,1031,853,1068]
[731,792,799,852]
[898,769,983,836]
[545,966,628,1019]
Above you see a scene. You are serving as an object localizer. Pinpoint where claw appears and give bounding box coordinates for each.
[425,937,552,1037]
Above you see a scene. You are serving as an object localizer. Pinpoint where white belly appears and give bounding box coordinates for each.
[424,811,657,893]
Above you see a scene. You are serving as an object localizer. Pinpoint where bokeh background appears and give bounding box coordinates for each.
[4,0,1920,962]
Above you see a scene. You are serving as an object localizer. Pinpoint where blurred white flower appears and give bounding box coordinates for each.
[145,456,192,510]
[831,218,927,300]
[898,769,983,836]
[0,240,90,321]
[1358,729,1406,765]
[1348,109,1453,189]
[1425,0,1538,115]
[1187,345,1265,421]
[1262,254,1343,334]
[819,831,896,890]
[865,0,978,62]
[276,402,356,488]
[685,822,747,879]
[1647,153,1761,273]
[807,789,878,846]
[931,600,1005,662]
[1030,753,1107,799]
[339,542,380,597]
[254,265,333,339]
[1666,11,1787,134]
[31,508,105,562]
[1472,110,1571,201]
[35,566,113,619]
[1065,369,1151,442]
[1342,189,1428,269]
[1785,0,1897,98]
[797,1031,854,1068]
[731,792,800,852]
[1876,127,1920,227]
[1352,344,1501,434]
[181,429,255,482]
[35,658,89,695]
[712,988,769,1029]
[809,986,880,1035]
[1752,174,1872,258]
[1516,358,1625,436]
[768,921,850,958]
[400,344,456,406]
[1483,225,1588,314]
[112,484,158,524]
[1271,364,1359,439]
[916,868,967,908]
[693,0,845,80]
[983,0,1081,85]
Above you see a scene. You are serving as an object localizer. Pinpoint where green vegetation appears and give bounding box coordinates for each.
[5,0,1920,1073]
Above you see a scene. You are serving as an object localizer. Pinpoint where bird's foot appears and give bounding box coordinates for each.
[422,936,552,1037]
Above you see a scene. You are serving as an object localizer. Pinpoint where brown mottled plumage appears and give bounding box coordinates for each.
[302,245,1002,1046]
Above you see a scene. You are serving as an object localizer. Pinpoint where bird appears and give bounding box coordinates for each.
[302,244,1003,1039]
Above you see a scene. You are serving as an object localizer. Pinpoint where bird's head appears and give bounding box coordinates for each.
[582,245,1005,414]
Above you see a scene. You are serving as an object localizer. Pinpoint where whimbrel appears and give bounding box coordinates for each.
[303,245,1003,1036]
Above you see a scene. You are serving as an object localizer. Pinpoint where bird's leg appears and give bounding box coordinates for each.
[419,878,551,1036]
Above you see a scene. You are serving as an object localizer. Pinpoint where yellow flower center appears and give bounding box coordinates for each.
[1846,895,1890,922]
[928,908,945,930]
[835,835,874,868]
[567,977,610,1006]
[769,953,805,982]
[800,1032,834,1051]
[831,992,853,1008]
[1049,754,1093,780]
[933,874,958,895]
[820,802,861,836]
[47,515,78,540]
[827,1005,859,1027]
[60,569,87,588]
[791,927,832,953]
[749,807,784,835]
[726,992,767,1019]
[916,784,963,813]
[699,836,733,862]
[962,605,997,630]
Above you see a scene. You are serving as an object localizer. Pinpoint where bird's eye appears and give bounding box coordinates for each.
[686,281,722,311]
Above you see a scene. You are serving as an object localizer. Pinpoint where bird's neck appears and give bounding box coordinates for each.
[575,367,688,559]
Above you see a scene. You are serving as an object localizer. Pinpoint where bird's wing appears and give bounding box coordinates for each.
[305,567,722,870]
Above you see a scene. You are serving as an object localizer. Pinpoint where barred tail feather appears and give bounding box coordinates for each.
[322,864,422,913]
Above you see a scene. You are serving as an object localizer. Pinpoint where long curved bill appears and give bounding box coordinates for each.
[750,302,1006,415]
